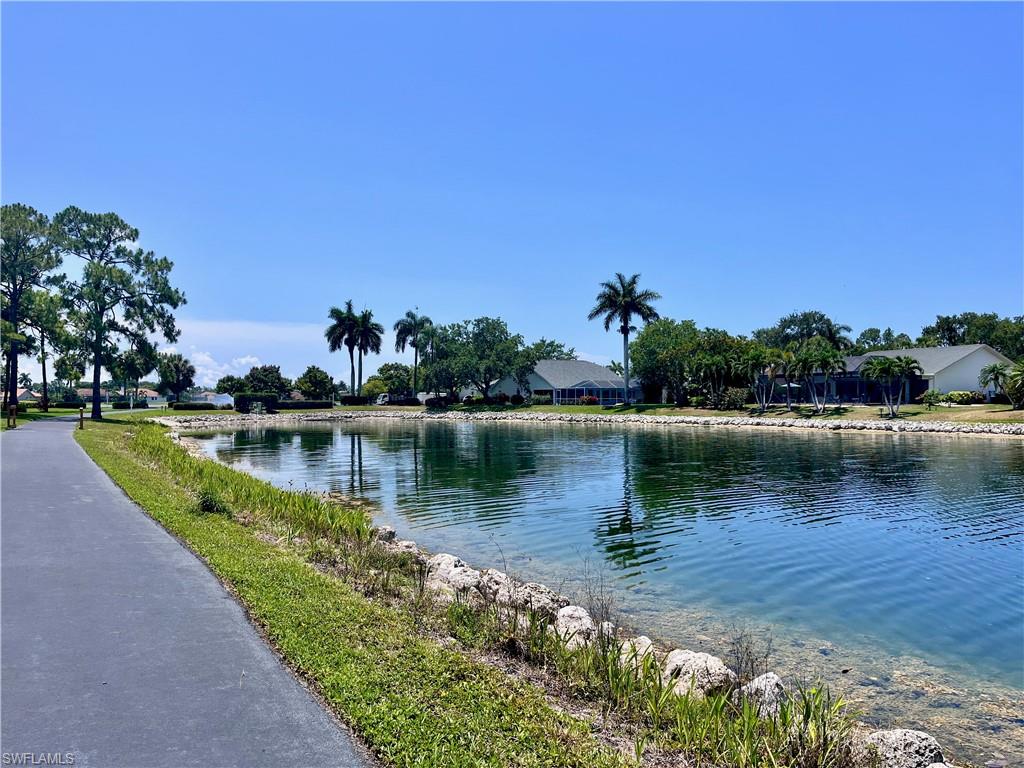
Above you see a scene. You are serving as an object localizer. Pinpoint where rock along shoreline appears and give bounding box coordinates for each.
[157,407,1024,437]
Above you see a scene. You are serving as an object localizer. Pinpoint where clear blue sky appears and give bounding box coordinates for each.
[4,2,1022,386]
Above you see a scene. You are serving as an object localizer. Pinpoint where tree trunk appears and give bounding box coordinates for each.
[91,333,102,420]
[2,351,11,411]
[412,347,419,395]
[40,333,49,412]
[7,296,20,408]
[357,350,363,396]
[348,346,356,395]
[622,329,630,404]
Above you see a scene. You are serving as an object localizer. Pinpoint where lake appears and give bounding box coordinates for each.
[191,419,1024,763]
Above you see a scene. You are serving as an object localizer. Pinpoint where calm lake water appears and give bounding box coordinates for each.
[192,420,1024,762]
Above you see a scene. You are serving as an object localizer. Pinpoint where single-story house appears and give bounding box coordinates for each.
[484,359,642,405]
[14,388,41,403]
[803,344,1014,404]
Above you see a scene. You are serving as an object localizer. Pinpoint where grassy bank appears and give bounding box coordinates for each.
[76,417,626,768]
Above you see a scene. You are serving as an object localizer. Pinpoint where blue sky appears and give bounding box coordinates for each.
[4,2,1022,386]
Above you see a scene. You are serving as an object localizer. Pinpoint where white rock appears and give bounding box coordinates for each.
[425,553,481,597]
[475,568,567,618]
[599,620,616,640]
[554,605,597,649]
[619,635,655,669]
[734,672,787,717]
[662,649,737,698]
[854,729,944,768]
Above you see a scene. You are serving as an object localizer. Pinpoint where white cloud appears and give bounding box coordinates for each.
[179,349,263,388]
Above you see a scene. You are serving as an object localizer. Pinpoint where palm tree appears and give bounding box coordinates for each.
[325,301,358,396]
[1004,361,1024,410]
[861,355,923,417]
[979,362,1010,399]
[607,361,624,376]
[354,308,384,396]
[587,273,660,403]
[393,309,432,395]
[779,347,798,410]
[796,338,846,413]
[18,372,32,389]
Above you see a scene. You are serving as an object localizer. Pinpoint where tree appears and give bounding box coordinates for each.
[528,338,577,361]
[852,327,914,355]
[20,289,65,410]
[325,301,359,395]
[361,375,388,402]
[55,352,86,393]
[393,310,432,394]
[779,347,799,410]
[18,372,32,389]
[156,353,196,402]
[861,355,923,417]
[1004,361,1024,410]
[243,365,291,396]
[737,341,783,413]
[375,362,413,395]
[690,328,743,408]
[1,203,62,408]
[295,365,334,400]
[607,361,624,376]
[794,337,846,413]
[978,362,1010,398]
[109,339,158,400]
[587,273,660,403]
[629,318,699,403]
[918,313,1024,360]
[354,309,384,396]
[54,206,184,418]
[754,310,852,351]
[421,324,474,399]
[215,375,246,395]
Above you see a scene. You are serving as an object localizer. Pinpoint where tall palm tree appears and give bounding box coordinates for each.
[393,309,432,395]
[979,362,1010,399]
[325,301,358,396]
[587,273,660,403]
[354,308,384,396]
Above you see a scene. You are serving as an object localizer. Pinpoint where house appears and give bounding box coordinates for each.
[486,359,642,405]
[822,344,1014,403]
[15,388,41,403]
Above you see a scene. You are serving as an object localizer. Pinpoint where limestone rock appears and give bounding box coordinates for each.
[619,635,655,669]
[425,553,481,597]
[554,605,596,649]
[854,729,944,768]
[662,649,737,698]
[734,672,787,717]
[476,568,567,618]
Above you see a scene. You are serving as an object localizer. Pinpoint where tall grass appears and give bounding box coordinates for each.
[130,424,371,543]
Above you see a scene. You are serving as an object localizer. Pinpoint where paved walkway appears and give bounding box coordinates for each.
[1,418,373,767]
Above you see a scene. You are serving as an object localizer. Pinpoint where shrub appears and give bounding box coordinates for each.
[919,389,947,410]
[690,394,707,408]
[398,397,421,406]
[195,486,230,516]
[170,402,220,411]
[338,395,369,406]
[510,393,525,406]
[234,392,279,413]
[219,403,234,410]
[425,396,451,409]
[462,396,487,407]
[719,387,750,411]
[15,402,30,413]
[52,400,86,409]
[944,390,984,405]
[111,401,131,409]
[579,395,600,406]
[495,392,510,404]
[274,400,333,410]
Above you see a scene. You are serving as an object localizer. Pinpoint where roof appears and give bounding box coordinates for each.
[15,388,40,399]
[844,344,1012,376]
[533,359,632,389]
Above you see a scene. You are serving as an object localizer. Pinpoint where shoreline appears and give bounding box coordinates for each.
[156,407,1024,437]
[171,421,1022,767]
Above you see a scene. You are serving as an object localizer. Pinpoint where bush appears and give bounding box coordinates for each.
[510,393,525,406]
[15,402,30,414]
[944,390,984,405]
[52,400,85,409]
[462,396,487,407]
[719,387,749,411]
[338,395,369,406]
[111,401,131,409]
[425,396,449,409]
[579,395,600,406]
[170,402,219,411]
[494,392,510,404]
[530,395,552,406]
[274,400,333,410]
[690,394,707,408]
[234,392,279,413]
[219,403,234,410]
[919,389,947,410]
[195,486,230,516]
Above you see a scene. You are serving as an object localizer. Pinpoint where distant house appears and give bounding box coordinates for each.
[812,344,1014,404]
[15,388,41,403]
[486,359,642,405]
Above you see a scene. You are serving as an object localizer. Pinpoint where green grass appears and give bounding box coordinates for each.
[75,417,626,768]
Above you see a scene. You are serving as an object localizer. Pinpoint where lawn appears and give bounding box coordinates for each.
[75,416,626,768]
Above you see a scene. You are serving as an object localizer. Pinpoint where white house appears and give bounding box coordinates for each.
[483,359,642,405]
